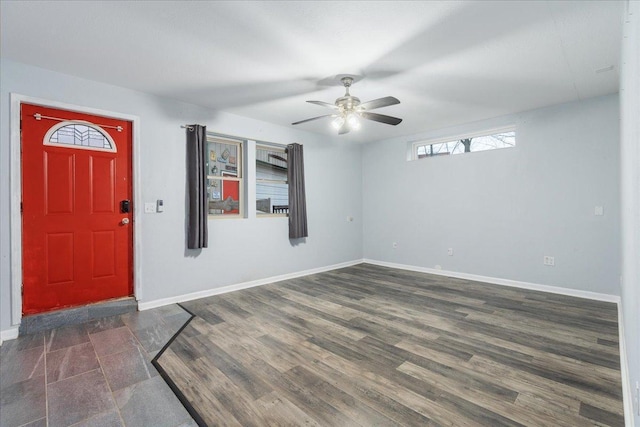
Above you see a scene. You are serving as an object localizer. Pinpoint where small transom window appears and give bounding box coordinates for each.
[413,126,515,160]
[44,121,117,153]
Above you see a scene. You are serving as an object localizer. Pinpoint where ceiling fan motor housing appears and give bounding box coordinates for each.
[336,95,361,112]
[336,76,360,112]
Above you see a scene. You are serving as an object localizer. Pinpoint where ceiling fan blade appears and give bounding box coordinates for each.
[307,100,339,109]
[291,114,335,125]
[359,96,400,110]
[360,112,403,126]
[338,122,350,135]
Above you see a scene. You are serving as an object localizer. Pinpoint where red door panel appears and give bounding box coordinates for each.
[90,156,116,213]
[44,151,75,214]
[21,103,133,315]
[46,233,74,284]
[92,231,116,278]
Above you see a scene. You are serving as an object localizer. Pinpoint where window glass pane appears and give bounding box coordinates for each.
[415,130,515,159]
[207,140,240,177]
[207,137,243,217]
[468,132,515,152]
[256,146,288,215]
[207,178,222,215]
[48,123,114,151]
[257,182,289,214]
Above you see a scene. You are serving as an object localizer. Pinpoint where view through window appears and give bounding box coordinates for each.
[256,145,288,216]
[207,136,243,217]
[415,128,515,159]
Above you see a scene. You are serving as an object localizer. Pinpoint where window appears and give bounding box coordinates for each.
[414,127,515,159]
[44,121,116,152]
[256,145,288,216]
[207,136,243,217]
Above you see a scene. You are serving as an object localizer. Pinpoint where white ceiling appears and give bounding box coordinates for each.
[1,1,623,143]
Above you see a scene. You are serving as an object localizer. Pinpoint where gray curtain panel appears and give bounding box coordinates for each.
[287,143,308,239]
[186,124,208,249]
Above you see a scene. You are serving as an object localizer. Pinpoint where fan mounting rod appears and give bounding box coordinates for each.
[337,77,360,110]
[341,76,353,93]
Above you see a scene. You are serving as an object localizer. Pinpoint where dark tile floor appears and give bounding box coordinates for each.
[0,304,197,427]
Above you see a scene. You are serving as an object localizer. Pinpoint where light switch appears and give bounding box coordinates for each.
[595,206,604,216]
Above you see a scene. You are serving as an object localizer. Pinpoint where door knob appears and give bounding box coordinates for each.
[121,218,130,225]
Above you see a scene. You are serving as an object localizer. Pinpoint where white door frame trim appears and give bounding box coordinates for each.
[9,93,143,326]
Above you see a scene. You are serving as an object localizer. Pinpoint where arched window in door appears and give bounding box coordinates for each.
[44,121,117,153]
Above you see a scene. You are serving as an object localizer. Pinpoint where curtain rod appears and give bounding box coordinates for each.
[181,124,292,148]
[35,113,123,132]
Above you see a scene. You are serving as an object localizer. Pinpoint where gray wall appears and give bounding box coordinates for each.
[362,94,620,296]
[0,59,363,332]
[620,1,640,423]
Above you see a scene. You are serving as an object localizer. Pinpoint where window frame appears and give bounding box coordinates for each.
[411,125,516,161]
[43,120,117,153]
[206,135,244,219]
[256,143,288,218]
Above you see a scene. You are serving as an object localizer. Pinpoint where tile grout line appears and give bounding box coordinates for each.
[43,334,49,427]
[135,345,152,379]
[46,320,132,426]
[44,341,101,385]
[123,309,197,427]
[115,321,156,427]
[44,367,104,386]
[126,322,150,359]
[90,322,128,427]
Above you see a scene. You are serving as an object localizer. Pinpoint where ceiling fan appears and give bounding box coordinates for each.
[292,76,402,135]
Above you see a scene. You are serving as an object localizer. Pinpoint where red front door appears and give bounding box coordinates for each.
[21,103,133,315]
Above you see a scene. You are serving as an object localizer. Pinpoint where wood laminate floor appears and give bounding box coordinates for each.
[155,264,624,426]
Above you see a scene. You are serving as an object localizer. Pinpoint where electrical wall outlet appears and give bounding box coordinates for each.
[447,248,453,256]
[144,202,156,213]
[594,205,604,216]
[543,256,555,266]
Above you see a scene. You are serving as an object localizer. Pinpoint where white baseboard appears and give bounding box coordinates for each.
[140,257,621,311]
[362,259,621,303]
[138,259,363,311]
[0,326,20,345]
[617,305,634,427]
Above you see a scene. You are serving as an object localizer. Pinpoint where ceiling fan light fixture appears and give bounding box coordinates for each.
[331,116,345,130]
[346,112,360,129]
